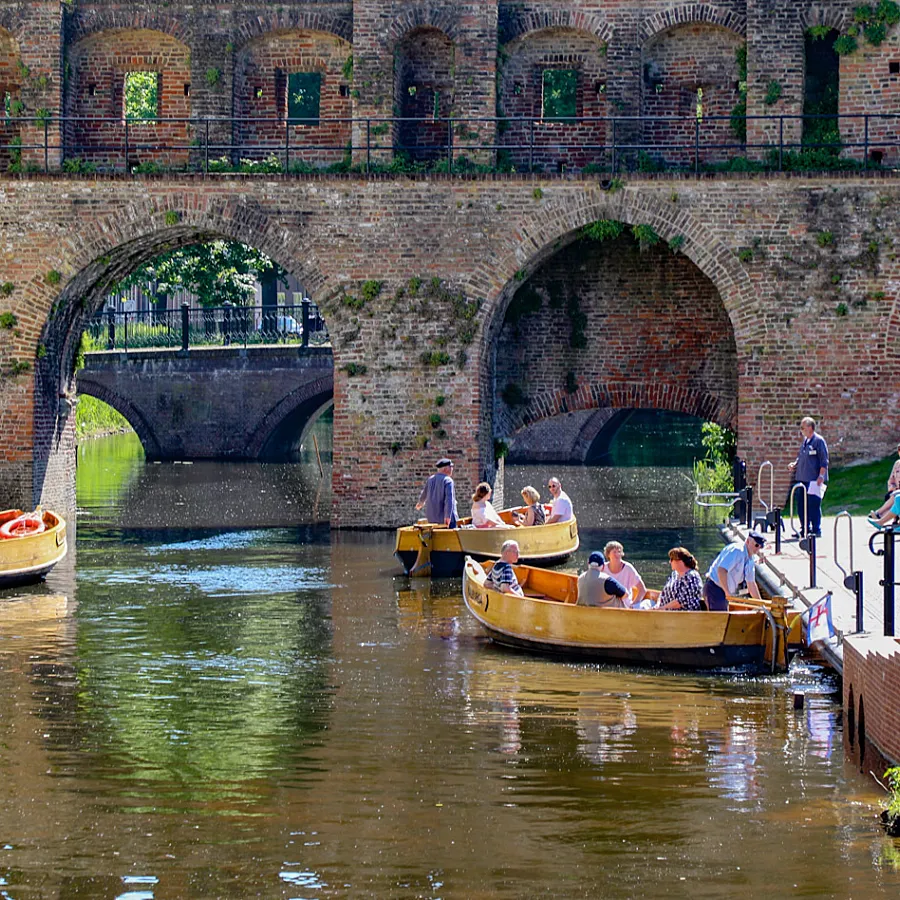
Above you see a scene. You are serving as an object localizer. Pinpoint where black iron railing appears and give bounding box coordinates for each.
[2,112,897,176]
[84,302,329,352]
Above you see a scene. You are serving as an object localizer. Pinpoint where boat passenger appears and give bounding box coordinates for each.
[485,540,525,596]
[415,457,458,528]
[703,532,765,611]
[471,482,510,528]
[658,547,704,611]
[576,551,628,608]
[514,485,546,527]
[546,477,573,524]
[600,541,647,607]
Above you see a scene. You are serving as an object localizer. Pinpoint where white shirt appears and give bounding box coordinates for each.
[471,500,508,528]
[549,490,573,522]
[600,561,643,605]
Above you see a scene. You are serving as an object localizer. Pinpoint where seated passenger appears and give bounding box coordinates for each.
[546,477,574,524]
[515,485,546,527]
[576,551,628,608]
[868,490,900,528]
[485,540,525,596]
[600,541,647,607]
[658,547,704,611]
[471,482,509,528]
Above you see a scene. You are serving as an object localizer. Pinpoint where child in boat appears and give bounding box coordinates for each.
[471,482,512,528]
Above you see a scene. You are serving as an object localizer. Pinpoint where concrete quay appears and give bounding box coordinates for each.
[723,515,900,766]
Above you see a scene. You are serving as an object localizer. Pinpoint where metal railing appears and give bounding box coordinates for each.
[2,112,899,176]
[84,302,329,352]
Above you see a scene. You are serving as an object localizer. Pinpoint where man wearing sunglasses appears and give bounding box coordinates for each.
[546,477,573,524]
[702,531,766,611]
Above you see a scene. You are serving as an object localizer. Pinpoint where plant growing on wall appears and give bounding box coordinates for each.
[833,1,900,54]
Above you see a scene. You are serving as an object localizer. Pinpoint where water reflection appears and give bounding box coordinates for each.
[0,434,898,896]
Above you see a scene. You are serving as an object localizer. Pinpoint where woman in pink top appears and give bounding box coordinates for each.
[600,541,647,607]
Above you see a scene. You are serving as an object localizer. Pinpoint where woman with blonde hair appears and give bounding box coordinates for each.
[658,547,704,611]
[600,541,646,606]
[516,485,546,527]
[471,482,508,528]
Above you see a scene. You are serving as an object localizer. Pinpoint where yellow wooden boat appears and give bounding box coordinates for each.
[0,509,68,588]
[395,508,579,577]
[462,558,795,672]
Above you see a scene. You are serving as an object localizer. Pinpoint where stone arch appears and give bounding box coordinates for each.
[638,4,746,42]
[66,11,191,46]
[246,373,335,458]
[75,377,163,459]
[500,6,613,46]
[233,11,352,48]
[799,5,847,33]
[385,6,461,45]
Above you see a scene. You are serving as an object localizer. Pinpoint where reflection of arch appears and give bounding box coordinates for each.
[500,6,613,45]
[638,4,746,42]
[75,378,162,458]
[234,10,352,47]
[246,373,335,458]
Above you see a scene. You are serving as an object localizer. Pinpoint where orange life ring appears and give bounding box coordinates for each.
[0,513,45,539]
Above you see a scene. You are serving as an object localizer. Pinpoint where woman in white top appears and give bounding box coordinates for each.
[471,482,509,528]
[600,541,647,607]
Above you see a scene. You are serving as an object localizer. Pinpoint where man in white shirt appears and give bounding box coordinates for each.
[546,477,573,523]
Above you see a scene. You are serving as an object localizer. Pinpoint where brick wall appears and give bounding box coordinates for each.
[843,635,900,767]
[493,232,738,438]
[2,174,900,526]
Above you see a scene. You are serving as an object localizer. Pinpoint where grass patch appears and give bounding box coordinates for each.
[821,454,893,515]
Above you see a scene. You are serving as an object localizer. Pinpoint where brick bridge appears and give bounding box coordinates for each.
[77,346,334,461]
[2,173,900,527]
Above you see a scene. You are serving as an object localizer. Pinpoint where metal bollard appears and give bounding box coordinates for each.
[885,527,896,637]
[180,303,190,352]
[774,508,782,555]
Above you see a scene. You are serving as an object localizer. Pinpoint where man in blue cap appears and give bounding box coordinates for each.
[703,531,765,611]
[576,551,628,608]
[415,457,458,527]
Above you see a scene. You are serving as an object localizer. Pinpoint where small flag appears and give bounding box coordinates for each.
[802,593,834,646]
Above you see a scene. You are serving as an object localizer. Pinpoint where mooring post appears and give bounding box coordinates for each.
[884,527,896,637]
[774,508,782,555]
[301,298,311,348]
[180,303,190,352]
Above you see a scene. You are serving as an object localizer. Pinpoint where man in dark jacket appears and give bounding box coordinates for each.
[788,417,829,537]
[416,457,458,527]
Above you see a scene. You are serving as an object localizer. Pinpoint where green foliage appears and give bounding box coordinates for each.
[45,270,62,286]
[361,280,383,303]
[693,459,734,495]
[807,25,832,40]
[429,413,442,428]
[532,187,544,200]
[342,362,367,377]
[0,311,17,329]
[124,71,159,120]
[542,69,577,118]
[164,210,180,227]
[833,33,859,55]
[565,370,578,394]
[865,20,888,43]
[506,283,542,328]
[817,231,835,247]
[110,241,283,309]
[342,55,354,82]
[501,382,526,407]
[701,422,736,462]
[205,67,222,87]
[76,395,131,438]
[34,107,51,126]
[0,282,14,297]
[36,343,46,359]
[668,234,686,254]
[494,439,510,460]
[62,158,97,174]
[582,219,625,242]
[421,350,451,366]
[340,293,365,311]
[607,177,625,193]
[836,301,849,316]
[764,79,783,106]
[737,248,754,263]
[435,394,446,407]
[631,223,660,250]
[407,277,422,296]
[7,359,32,376]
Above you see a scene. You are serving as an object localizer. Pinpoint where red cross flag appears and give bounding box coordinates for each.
[802,593,834,646]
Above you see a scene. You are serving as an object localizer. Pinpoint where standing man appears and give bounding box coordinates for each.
[703,531,766,611]
[788,416,829,537]
[416,457,458,528]
[546,477,573,524]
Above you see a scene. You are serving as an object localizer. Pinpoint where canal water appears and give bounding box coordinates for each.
[1,429,899,898]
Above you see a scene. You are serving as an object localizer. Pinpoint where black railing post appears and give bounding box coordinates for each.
[106,308,115,351]
[744,484,753,528]
[529,118,535,172]
[694,116,700,176]
[205,119,210,173]
[611,118,617,174]
[284,117,290,171]
[366,119,371,174]
[808,534,817,588]
[778,116,784,171]
[864,114,869,170]
[774,507,782,555]
[885,527,896,636]
[44,117,49,173]
[302,298,311,348]
[854,570,865,633]
[123,310,129,351]
[124,117,130,174]
[223,301,233,346]
[181,303,190,352]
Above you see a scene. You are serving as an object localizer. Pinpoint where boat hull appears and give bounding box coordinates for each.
[0,510,68,588]
[462,558,790,673]
[395,514,579,578]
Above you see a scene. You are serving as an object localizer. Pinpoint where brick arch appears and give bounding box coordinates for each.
[500,7,613,46]
[233,13,353,49]
[510,383,736,435]
[245,374,335,458]
[638,5,747,42]
[74,377,163,459]
[471,185,755,354]
[66,11,192,46]
[385,7,461,44]
[799,5,847,32]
